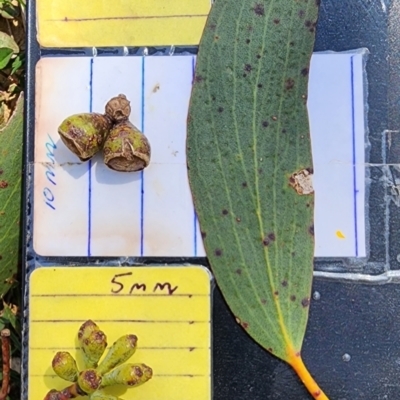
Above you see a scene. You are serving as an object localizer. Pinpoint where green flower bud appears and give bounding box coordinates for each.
[105,94,131,123]
[103,121,151,172]
[52,351,78,382]
[78,320,107,369]
[77,369,102,394]
[89,392,123,400]
[101,363,153,388]
[58,113,112,161]
[78,320,99,341]
[82,331,108,369]
[96,334,138,375]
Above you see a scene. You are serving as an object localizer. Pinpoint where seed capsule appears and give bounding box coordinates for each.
[96,334,138,375]
[52,351,79,382]
[101,363,153,388]
[105,94,131,123]
[58,113,112,161]
[103,121,151,172]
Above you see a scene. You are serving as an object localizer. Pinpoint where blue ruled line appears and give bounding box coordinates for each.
[191,56,197,256]
[350,55,358,257]
[140,56,145,256]
[87,58,94,257]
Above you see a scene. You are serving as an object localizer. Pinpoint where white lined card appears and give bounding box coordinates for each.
[34,51,367,258]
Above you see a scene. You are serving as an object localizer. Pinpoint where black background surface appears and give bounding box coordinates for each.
[24,0,400,399]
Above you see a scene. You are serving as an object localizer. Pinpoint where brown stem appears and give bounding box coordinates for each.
[0,329,10,400]
[43,383,83,400]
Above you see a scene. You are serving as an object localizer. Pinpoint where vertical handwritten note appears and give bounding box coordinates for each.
[36,0,211,47]
[28,266,212,400]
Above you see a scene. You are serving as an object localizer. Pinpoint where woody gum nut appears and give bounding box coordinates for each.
[58,113,112,161]
[105,94,131,123]
[96,334,138,375]
[52,351,79,382]
[103,121,151,172]
[81,330,108,369]
[101,363,153,388]
[77,369,102,394]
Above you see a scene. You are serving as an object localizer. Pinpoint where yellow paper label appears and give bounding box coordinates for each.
[36,0,211,47]
[29,266,212,399]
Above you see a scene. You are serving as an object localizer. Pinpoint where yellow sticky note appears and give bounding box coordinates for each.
[36,0,211,47]
[29,266,212,400]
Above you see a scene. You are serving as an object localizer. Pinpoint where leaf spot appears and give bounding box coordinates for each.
[301,298,310,308]
[290,295,296,302]
[273,18,280,24]
[236,269,242,275]
[201,231,207,239]
[267,347,274,353]
[194,75,203,83]
[309,225,314,236]
[253,3,265,16]
[261,299,267,304]
[314,391,322,397]
[215,249,223,257]
[242,182,248,188]
[268,232,276,241]
[218,106,224,113]
[0,169,3,174]
[262,238,270,246]
[281,280,288,287]
[256,54,261,59]
[285,78,295,90]
[236,217,241,223]
[262,121,269,128]
[222,209,228,215]
[271,116,278,121]
[257,83,263,88]
[274,291,279,296]
[289,169,314,195]
[301,67,309,76]
[0,181,8,189]
[246,39,251,44]
[244,64,252,72]
[298,10,305,18]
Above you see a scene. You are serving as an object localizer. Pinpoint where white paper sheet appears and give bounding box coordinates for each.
[34,51,367,258]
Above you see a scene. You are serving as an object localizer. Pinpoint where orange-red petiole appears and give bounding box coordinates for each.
[287,349,329,400]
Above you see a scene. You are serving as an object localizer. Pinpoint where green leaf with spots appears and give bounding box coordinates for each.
[187,0,327,398]
[0,93,23,296]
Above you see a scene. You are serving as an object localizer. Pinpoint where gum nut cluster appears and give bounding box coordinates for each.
[57,94,151,172]
[44,320,153,400]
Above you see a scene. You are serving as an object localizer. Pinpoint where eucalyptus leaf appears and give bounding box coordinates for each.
[0,93,23,297]
[187,0,327,398]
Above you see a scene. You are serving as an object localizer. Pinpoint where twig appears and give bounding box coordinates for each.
[0,329,11,400]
